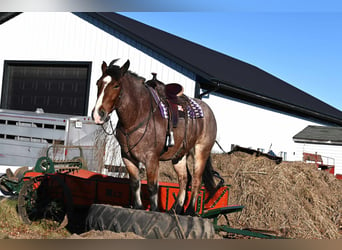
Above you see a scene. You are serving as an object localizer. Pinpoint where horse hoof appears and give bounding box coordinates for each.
[167,208,178,215]
[133,205,144,210]
[168,204,184,215]
[150,207,159,212]
[184,208,198,217]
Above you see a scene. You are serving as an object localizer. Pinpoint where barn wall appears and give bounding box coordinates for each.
[0,12,196,168]
[205,92,323,161]
[1,12,338,170]
[294,143,342,175]
[0,12,196,117]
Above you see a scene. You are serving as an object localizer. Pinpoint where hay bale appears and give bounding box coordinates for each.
[103,143,342,239]
[159,152,342,238]
[211,152,342,239]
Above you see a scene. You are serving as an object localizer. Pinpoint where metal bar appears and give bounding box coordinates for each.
[215,225,286,239]
[198,81,220,99]
[202,205,244,219]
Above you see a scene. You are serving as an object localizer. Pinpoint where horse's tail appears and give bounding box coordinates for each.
[202,155,224,202]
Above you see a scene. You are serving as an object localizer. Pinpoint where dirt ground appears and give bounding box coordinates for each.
[67,230,145,239]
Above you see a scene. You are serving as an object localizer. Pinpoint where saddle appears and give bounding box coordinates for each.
[146,73,187,127]
[146,73,188,147]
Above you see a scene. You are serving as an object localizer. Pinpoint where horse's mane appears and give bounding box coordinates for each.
[127,71,145,82]
[106,59,145,82]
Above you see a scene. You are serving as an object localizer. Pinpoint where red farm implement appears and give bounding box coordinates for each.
[0,151,284,239]
[303,152,335,175]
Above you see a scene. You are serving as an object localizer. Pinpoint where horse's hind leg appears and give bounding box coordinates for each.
[123,157,144,210]
[185,146,210,216]
[170,155,188,214]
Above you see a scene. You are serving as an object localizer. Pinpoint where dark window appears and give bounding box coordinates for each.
[1,61,92,115]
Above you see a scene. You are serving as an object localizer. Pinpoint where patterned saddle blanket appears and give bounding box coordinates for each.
[148,86,204,120]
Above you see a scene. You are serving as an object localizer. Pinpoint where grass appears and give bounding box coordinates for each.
[0,197,70,239]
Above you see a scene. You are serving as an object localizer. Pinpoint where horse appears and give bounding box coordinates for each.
[92,59,221,215]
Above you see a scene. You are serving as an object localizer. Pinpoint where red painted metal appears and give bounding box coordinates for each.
[303,152,336,176]
[336,174,342,180]
[23,168,230,215]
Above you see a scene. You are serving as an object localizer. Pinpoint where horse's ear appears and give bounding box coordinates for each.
[120,60,130,77]
[101,61,107,74]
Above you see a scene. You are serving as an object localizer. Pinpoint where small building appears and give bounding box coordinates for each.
[293,125,342,175]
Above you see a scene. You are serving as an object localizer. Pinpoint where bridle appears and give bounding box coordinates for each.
[101,84,158,155]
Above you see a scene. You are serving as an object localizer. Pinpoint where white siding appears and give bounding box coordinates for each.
[0,12,196,168]
[0,12,196,117]
[204,93,322,161]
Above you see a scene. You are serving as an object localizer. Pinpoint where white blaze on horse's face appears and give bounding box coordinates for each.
[93,75,112,124]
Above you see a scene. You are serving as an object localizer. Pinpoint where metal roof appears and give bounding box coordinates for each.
[0,12,20,25]
[293,125,342,145]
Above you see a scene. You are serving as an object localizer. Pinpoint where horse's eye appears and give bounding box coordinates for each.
[113,85,119,89]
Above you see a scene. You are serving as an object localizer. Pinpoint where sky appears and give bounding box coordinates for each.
[120,11,342,111]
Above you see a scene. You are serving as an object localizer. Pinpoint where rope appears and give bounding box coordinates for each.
[101,118,116,136]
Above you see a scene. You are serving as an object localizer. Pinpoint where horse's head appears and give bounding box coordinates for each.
[92,59,130,124]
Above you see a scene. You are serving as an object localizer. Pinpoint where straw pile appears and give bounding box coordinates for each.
[160,152,342,239]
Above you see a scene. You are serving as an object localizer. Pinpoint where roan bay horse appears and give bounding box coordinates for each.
[92,59,221,215]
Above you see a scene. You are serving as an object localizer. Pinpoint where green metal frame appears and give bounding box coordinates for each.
[214,225,286,239]
[0,145,84,196]
[0,177,22,195]
[202,205,286,239]
[34,145,84,173]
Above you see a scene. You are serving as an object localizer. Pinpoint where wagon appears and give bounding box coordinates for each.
[0,152,283,239]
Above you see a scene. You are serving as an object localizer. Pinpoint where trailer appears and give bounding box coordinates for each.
[0,109,100,173]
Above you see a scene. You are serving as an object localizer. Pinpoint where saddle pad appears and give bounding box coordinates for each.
[187,98,204,119]
[148,87,204,119]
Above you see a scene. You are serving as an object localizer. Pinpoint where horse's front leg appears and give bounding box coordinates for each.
[123,157,144,210]
[145,155,160,212]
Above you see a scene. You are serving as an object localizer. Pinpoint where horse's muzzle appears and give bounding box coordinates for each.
[92,108,109,124]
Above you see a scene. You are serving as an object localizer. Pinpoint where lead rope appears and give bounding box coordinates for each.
[101,118,116,136]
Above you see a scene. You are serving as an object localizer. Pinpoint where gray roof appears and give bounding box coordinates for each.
[293,125,342,145]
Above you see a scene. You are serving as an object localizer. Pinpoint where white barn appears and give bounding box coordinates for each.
[1,12,342,173]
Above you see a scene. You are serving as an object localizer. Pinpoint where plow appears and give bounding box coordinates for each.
[0,146,284,239]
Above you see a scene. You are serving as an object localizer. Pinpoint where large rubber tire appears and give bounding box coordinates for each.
[85,204,215,239]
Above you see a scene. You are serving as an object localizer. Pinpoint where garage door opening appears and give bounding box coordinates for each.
[1,61,92,116]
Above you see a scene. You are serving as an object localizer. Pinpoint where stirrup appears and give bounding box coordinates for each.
[166,131,175,147]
